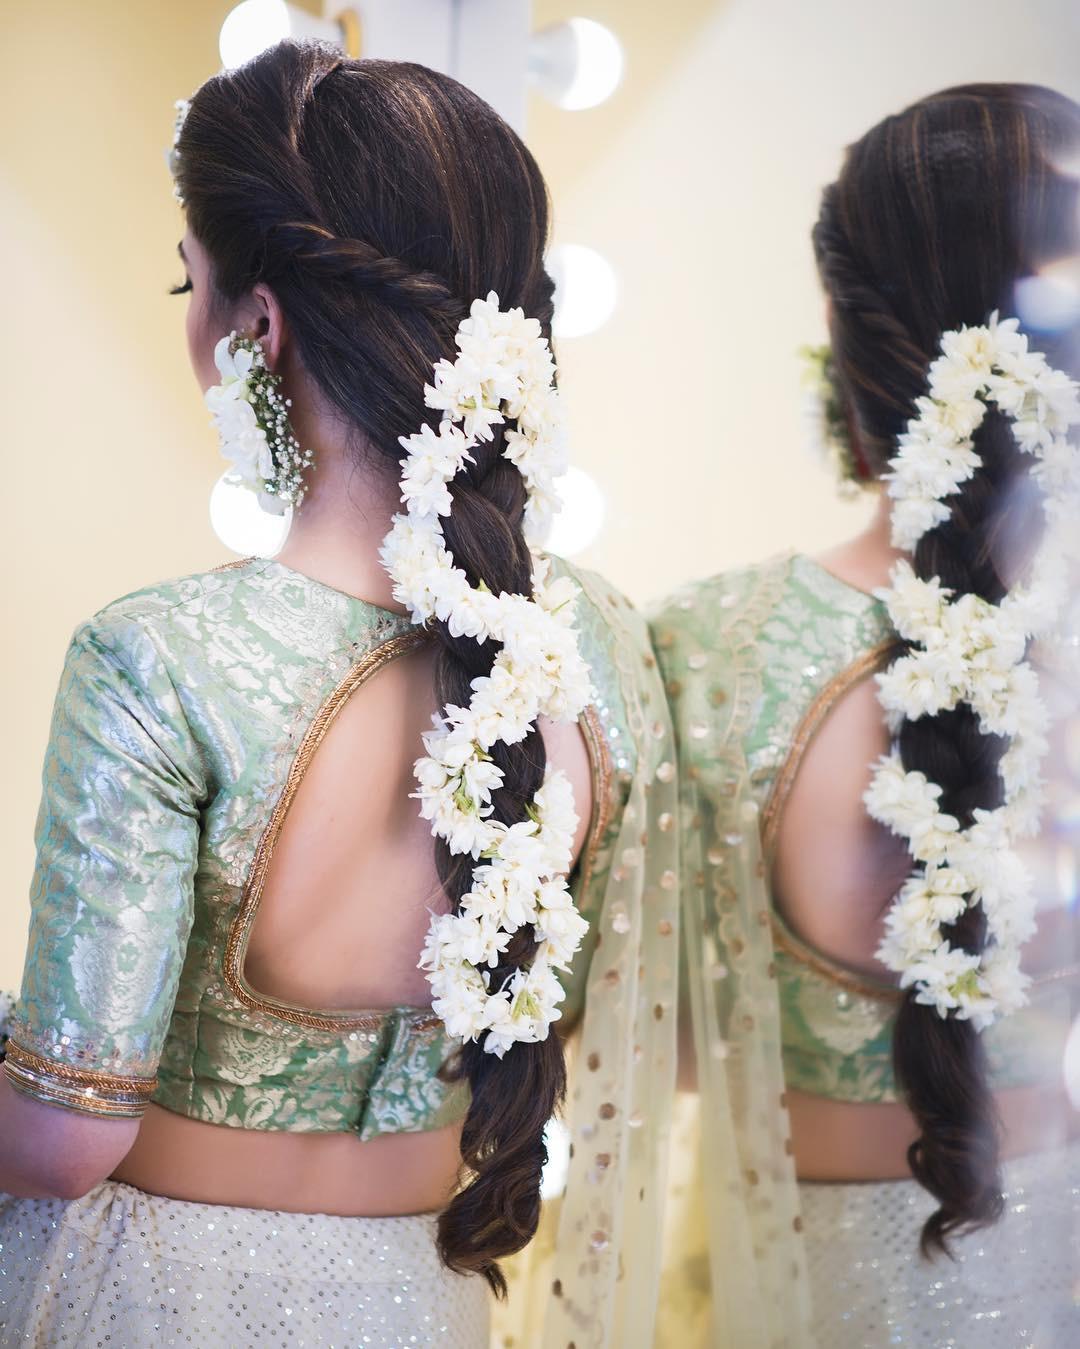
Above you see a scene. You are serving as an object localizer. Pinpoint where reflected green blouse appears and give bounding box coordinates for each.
[5,555,640,1136]
[653,551,1073,1104]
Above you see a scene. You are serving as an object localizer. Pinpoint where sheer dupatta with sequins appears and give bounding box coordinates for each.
[491,578,681,1349]
[649,564,817,1349]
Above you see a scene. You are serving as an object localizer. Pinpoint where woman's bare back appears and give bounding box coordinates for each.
[115,632,593,1214]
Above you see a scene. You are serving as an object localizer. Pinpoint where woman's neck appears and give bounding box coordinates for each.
[269,386,406,613]
[813,489,904,595]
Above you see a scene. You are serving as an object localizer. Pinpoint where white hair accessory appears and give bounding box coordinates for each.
[867,313,1080,1027]
[167,98,192,205]
[381,293,594,1057]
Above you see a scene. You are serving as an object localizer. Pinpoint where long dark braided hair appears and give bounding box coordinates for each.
[177,41,563,1293]
[813,83,1080,1254]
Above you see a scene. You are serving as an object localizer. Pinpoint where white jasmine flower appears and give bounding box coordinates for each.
[980,946,1031,1016]
[881,562,951,643]
[864,753,960,864]
[535,769,579,875]
[889,494,953,551]
[381,291,588,1056]
[871,314,1080,1032]
[900,942,985,1019]
[875,650,960,720]
[428,964,490,1041]
[535,879,590,966]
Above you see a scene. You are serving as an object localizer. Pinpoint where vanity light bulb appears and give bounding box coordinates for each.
[549,243,618,340]
[544,467,606,558]
[209,472,292,557]
[219,0,291,70]
[530,18,624,112]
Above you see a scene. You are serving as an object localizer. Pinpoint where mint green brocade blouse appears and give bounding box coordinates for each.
[653,552,1074,1105]
[4,555,637,1138]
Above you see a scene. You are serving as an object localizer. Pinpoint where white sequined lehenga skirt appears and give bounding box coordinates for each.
[800,1137,1080,1348]
[0,1180,490,1348]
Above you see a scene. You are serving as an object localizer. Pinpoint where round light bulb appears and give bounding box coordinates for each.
[219,0,291,70]
[209,472,292,556]
[561,18,624,111]
[545,466,605,558]
[1015,271,1080,333]
[548,243,618,340]
[530,18,624,112]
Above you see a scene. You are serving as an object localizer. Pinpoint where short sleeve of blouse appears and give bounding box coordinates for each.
[4,617,204,1118]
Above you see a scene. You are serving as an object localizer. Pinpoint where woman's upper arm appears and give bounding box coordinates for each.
[4,618,203,1185]
[0,1070,140,1197]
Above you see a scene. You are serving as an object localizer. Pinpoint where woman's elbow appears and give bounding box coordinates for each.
[0,1075,140,1200]
[43,1159,115,1201]
[3,1151,120,1201]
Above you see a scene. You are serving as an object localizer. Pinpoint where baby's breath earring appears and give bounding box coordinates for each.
[798,343,867,499]
[204,333,315,516]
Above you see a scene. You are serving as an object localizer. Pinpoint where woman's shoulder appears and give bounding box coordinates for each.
[82,555,260,633]
[60,557,276,716]
[64,556,234,660]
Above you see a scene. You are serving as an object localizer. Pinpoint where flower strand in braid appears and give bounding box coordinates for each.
[380,292,593,1059]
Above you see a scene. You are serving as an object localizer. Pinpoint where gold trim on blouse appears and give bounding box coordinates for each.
[224,623,617,1034]
[759,639,1080,1002]
[577,702,616,901]
[223,629,438,1032]
[4,1041,156,1119]
[761,639,905,1003]
[208,556,258,573]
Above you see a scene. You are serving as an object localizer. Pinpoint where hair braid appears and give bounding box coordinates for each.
[428,430,564,1292]
[179,41,565,1291]
[264,222,467,315]
[812,83,1080,1255]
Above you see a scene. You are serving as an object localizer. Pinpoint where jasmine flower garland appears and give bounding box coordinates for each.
[866,313,1080,1028]
[380,292,594,1058]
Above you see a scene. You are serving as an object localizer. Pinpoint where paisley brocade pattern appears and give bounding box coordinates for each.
[8,554,632,1136]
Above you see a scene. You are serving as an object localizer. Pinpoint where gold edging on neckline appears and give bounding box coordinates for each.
[224,627,615,1035]
[209,555,257,573]
[223,629,440,1033]
[761,639,904,1003]
[576,704,616,902]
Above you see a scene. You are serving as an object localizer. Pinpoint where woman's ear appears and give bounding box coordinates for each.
[246,282,288,371]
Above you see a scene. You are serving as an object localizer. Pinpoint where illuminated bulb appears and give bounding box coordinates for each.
[545,466,605,557]
[530,18,624,112]
[219,1,290,68]
[219,1,344,71]
[209,472,292,556]
[1015,271,1080,333]
[548,243,617,339]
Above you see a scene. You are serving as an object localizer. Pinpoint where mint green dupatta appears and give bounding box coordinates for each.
[650,565,816,1348]
[493,575,681,1348]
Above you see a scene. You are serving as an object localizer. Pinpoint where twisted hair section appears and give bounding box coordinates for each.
[178,41,562,1291]
[812,84,1080,1254]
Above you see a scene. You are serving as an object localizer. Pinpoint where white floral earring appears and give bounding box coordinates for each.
[204,333,314,515]
[798,343,868,499]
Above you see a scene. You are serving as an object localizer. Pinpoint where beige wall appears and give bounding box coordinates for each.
[3,0,1078,988]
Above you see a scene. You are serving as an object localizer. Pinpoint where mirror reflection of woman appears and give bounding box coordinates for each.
[0,41,677,1346]
[652,84,1080,1346]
